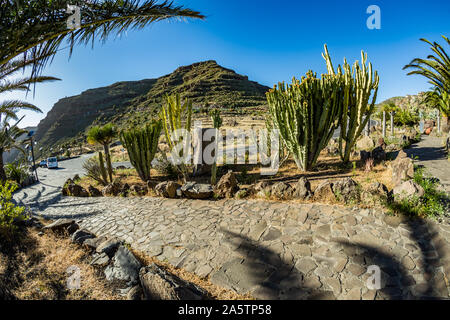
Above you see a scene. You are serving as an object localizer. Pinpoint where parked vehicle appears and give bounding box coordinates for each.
[39,160,47,168]
[46,157,58,169]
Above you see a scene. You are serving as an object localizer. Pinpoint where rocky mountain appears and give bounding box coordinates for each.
[33,60,270,157]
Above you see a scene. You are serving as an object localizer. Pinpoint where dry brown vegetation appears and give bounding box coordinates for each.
[0,225,123,300]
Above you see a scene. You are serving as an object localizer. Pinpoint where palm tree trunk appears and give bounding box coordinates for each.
[443,115,449,133]
[103,144,113,183]
[0,149,7,183]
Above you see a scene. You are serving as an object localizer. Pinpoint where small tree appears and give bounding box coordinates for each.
[87,124,116,183]
[209,109,222,185]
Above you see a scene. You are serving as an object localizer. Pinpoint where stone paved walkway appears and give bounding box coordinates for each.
[14,181,450,300]
[405,135,450,193]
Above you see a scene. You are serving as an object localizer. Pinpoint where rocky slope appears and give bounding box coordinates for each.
[33,60,270,157]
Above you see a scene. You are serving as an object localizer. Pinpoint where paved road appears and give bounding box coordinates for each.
[405,135,450,193]
[13,154,450,300]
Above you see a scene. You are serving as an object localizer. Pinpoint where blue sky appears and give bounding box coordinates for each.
[7,0,450,127]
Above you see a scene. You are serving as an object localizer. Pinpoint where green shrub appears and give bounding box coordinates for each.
[0,181,27,240]
[82,157,108,186]
[5,162,30,185]
[388,166,448,217]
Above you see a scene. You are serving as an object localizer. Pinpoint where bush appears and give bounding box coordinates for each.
[0,181,27,240]
[152,154,177,178]
[388,166,448,217]
[82,157,108,186]
[5,162,30,185]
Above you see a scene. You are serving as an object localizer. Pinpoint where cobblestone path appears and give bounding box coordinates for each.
[14,181,450,300]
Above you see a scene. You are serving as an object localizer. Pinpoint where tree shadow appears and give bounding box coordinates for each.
[219,229,336,300]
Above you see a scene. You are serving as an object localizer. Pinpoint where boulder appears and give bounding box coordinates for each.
[90,253,110,267]
[127,285,143,300]
[147,180,158,191]
[361,182,391,206]
[71,229,96,245]
[62,180,89,197]
[104,246,142,284]
[371,146,386,163]
[332,178,360,203]
[292,177,313,200]
[393,180,425,201]
[356,136,375,150]
[214,171,239,198]
[120,183,130,196]
[83,236,107,250]
[271,182,294,200]
[96,238,123,258]
[130,184,147,196]
[390,150,414,186]
[181,182,213,199]
[312,181,336,203]
[88,185,102,197]
[139,263,207,300]
[155,181,180,199]
[102,182,122,196]
[43,219,76,231]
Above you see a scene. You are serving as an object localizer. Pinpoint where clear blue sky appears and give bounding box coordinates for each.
[7,0,450,128]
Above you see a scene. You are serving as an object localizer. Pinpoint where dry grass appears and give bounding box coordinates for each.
[0,225,123,300]
[130,248,254,300]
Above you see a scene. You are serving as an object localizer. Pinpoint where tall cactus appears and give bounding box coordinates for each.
[119,120,162,182]
[209,109,222,185]
[266,70,344,171]
[322,45,380,163]
[159,93,192,182]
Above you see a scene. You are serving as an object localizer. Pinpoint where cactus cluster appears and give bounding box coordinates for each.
[323,45,380,163]
[266,44,380,170]
[266,70,344,171]
[119,120,162,182]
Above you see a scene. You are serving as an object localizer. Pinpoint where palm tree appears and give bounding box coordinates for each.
[0,56,60,123]
[87,124,116,183]
[1,0,205,78]
[0,117,27,182]
[404,36,450,132]
[424,89,450,131]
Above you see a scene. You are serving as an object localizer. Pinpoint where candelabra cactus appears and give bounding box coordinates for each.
[266,70,344,171]
[119,120,162,182]
[159,93,192,182]
[322,45,380,163]
[209,109,222,185]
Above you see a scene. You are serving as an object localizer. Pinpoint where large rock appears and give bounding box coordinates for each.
[104,246,142,284]
[271,182,293,200]
[292,177,313,200]
[155,181,180,199]
[312,181,336,203]
[130,184,147,196]
[393,180,425,201]
[356,136,375,150]
[102,182,122,196]
[62,180,89,197]
[96,238,123,257]
[332,178,360,203]
[139,263,207,300]
[361,182,391,206]
[214,171,239,198]
[71,229,96,244]
[43,219,76,231]
[88,185,102,197]
[181,182,213,199]
[390,150,414,186]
